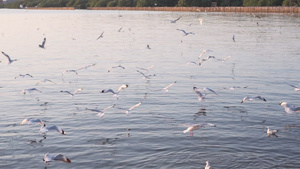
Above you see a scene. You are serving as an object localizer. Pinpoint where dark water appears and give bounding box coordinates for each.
[0,9,299,168]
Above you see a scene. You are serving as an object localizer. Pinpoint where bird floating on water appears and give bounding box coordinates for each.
[267,127,278,137]
[43,153,71,164]
[205,161,211,169]
[279,102,300,113]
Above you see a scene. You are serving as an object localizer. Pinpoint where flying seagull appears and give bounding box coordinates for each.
[108,65,125,73]
[183,123,216,136]
[40,125,66,135]
[85,104,116,118]
[62,69,78,76]
[96,31,104,40]
[1,51,17,64]
[36,79,56,85]
[162,81,176,93]
[60,88,83,97]
[15,74,33,79]
[241,96,266,103]
[193,87,206,102]
[101,84,128,98]
[43,153,71,164]
[39,37,46,48]
[136,70,156,79]
[176,29,195,36]
[289,84,300,91]
[20,118,44,126]
[170,16,181,23]
[22,88,42,94]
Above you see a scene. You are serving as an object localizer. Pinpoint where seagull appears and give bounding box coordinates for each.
[232,34,235,43]
[101,84,128,98]
[267,127,278,136]
[217,55,232,62]
[85,104,115,118]
[40,125,66,135]
[62,69,78,76]
[198,50,212,59]
[193,87,206,101]
[118,27,123,32]
[279,102,300,113]
[96,31,104,40]
[199,56,215,65]
[176,29,195,36]
[289,84,300,91]
[205,161,211,169]
[1,51,17,64]
[202,87,218,96]
[22,88,42,94]
[36,79,56,85]
[77,63,96,71]
[15,74,33,79]
[125,101,142,115]
[146,44,151,49]
[60,88,83,97]
[186,61,200,66]
[183,123,216,136]
[169,16,181,23]
[241,96,266,103]
[199,18,203,25]
[136,70,156,79]
[20,118,44,126]
[108,65,125,73]
[39,37,46,48]
[43,153,71,164]
[162,81,176,93]
[136,65,155,72]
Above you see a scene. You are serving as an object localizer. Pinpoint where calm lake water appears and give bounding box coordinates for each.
[0,9,299,169]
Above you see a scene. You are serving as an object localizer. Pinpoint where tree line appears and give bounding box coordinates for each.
[2,0,299,9]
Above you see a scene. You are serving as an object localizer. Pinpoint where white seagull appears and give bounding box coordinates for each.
[198,50,213,59]
[39,37,46,48]
[60,88,83,97]
[20,118,44,126]
[176,29,195,36]
[62,69,78,76]
[199,56,215,65]
[267,127,278,136]
[1,51,17,64]
[136,65,155,72]
[22,88,42,94]
[40,125,66,135]
[217,55,232,62]
[162,81,176,93]
[101,84,128,98]
[43,153,71,164]
[241,96,266,103]
[136,70,156,79]
[289,84,300,91]
[279,102,300,113]
[193,87,206,101]
[183,123,216,136]
[77,63,96,71]
[205,161,211,169]
[86,104,116,118]
[125,101,142,115]
[108,65,125,73]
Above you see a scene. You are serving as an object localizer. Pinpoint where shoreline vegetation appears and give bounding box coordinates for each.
[17,6,300,13]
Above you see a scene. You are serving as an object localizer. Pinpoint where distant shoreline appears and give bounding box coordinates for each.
[25,6,300,13]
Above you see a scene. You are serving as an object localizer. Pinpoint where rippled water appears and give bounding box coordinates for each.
[0,9,299,169]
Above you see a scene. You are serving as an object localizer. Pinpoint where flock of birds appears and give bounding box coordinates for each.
[1,12,299,168]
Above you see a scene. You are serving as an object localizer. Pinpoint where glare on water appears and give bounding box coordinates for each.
[0,9,299,168]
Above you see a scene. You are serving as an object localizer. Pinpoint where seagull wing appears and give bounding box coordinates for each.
[117,84,128,93]
[254,96,266,102]
[53,154,71,163]
[203,87,218,96]
[128,102,142,111]
[163,81,176,90]
[102,104,116,112]
[48,125,65,134]
[102,89,116,94]
[1,51,12,62]
[73,88,83,95]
